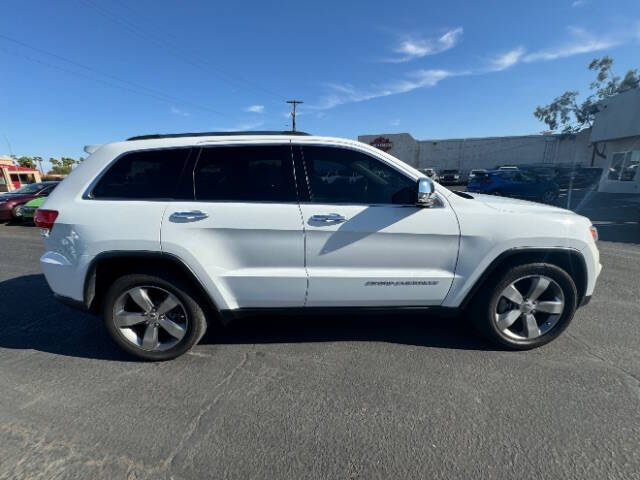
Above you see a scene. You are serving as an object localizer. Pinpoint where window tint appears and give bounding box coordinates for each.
[498,171,517,181]
[92,149,190,199]
[194,145,296,202]
[299,146,415,204]
[516,171,538,182]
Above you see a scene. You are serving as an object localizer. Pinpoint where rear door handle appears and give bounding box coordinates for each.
[310,213,346,223]
[169,210,209,223]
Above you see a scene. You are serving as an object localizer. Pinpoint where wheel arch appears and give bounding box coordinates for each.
[459,247,588,309]
[84,251,221,321]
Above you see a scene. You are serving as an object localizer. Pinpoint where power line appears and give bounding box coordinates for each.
[78,0,288,104]
[0,34,233,119]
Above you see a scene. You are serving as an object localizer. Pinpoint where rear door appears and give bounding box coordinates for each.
[80,147,192,255]
[161,143,306,310]
[293,144,459,307]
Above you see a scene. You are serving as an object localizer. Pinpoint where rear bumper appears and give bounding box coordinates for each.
[0,206,12,220]
[40,251,91,303]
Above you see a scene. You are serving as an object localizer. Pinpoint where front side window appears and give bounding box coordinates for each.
[194,145,296,202]
[92,148,190,199]
[499,171,517,181]
[299,146,415,204]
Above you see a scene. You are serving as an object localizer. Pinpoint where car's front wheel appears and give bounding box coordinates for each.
[11,205,23,220]
[472,263,577,349]
[103,273,208,360]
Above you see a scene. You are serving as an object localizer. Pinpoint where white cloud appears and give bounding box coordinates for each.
[170,106,190,117]
[390,119,400,127]
[385,27,463,63]
[488,46,526,71]
[245,104,265,113]
[571,0,587,7]
[486,27,624,72]
[309,69,461,110]
[523,28,619,62]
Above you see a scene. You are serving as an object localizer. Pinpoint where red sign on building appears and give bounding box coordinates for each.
[370,137,393,152]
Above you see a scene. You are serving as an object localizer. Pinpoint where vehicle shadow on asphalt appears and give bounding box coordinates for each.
[0,274,134,362]
[205,313,491,351]
[0,274,492,361]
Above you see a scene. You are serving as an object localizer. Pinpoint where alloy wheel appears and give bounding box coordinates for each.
[494,275,565,340]
[113,286,188,351]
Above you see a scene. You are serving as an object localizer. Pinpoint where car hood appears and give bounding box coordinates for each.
[470,193,571,214]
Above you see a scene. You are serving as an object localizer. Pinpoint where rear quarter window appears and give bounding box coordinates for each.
[91,148,190,199]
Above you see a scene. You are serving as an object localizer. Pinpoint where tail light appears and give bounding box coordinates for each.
[589,225,598,242]
[35,209,59,230]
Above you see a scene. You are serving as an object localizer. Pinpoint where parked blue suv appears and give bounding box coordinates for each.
[467,169,559,203]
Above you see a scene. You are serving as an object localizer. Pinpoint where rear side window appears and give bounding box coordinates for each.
[92,148,190,199]
[194,145,296,202]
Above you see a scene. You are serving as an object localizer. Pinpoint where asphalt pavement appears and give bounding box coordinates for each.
[0,222,639,479]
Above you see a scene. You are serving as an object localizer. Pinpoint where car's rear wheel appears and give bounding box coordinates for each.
[472,263,577,349]
[103,273,208,360]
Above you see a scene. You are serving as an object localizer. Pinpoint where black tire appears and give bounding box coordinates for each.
[11,205,23,220]
[103,273,208,361]
[471,263,577,350]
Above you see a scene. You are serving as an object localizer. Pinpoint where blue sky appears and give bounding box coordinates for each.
[1,0,639,170]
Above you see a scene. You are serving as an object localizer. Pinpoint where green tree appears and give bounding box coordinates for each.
[534,56,639,133]
[48,157,78,175]
[33,156,43,172]
[16,156,36,169]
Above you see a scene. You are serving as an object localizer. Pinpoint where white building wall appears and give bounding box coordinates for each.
[596,137,640,194]
[358,130,593,178]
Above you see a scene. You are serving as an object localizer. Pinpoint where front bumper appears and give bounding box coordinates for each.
[21,207,36,220]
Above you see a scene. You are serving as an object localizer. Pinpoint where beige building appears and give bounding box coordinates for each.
[0,156,42,192]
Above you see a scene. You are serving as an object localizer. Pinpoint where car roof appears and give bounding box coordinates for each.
[126,131,311,141]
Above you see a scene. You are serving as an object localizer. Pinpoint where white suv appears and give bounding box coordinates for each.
[36,132,601,360]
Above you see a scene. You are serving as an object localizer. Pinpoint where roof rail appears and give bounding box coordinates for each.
[126,131,312,141]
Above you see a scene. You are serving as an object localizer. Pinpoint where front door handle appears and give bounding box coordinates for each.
[310,213,346,223]
[169,210,209,223]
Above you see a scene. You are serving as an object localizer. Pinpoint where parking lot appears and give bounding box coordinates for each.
[0,219,639,479]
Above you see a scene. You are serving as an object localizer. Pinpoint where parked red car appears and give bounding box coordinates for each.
[0,182,59,222]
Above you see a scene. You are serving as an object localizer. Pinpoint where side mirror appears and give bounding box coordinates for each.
[417,177,436,207]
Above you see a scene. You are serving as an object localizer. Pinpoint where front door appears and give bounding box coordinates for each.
[161,143,306,310]
[293,144,459,307]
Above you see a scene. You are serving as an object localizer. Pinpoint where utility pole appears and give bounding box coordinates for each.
[286,100,303,132]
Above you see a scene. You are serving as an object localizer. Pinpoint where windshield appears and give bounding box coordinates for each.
[8,183,44,194]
